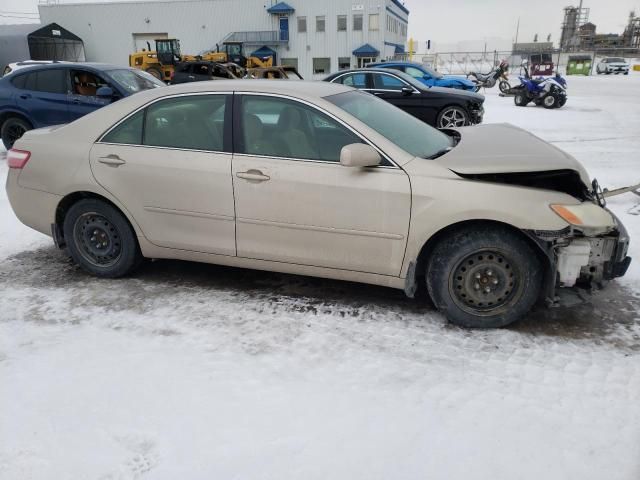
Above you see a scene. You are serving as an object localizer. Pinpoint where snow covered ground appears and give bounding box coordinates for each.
[1,74,639,480]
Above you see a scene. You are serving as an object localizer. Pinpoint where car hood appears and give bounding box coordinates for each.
[442,75,476,87]
[436,123,592,195]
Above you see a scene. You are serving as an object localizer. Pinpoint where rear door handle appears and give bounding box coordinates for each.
[98,155,126,166]
[19,94,31,100]
[236,170,270,182]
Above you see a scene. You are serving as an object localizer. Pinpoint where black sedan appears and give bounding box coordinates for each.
[324,68,484,129]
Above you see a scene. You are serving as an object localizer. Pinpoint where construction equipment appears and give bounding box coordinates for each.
[129,39,273,83]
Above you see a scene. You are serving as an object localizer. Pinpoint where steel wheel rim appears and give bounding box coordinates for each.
[6,124,26,146]
[544,95,555,107]
[449,249,524,316]
[439,108,467,128]
[73,212,122,268]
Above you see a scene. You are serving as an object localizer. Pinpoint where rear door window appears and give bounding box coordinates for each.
[340,73,367,88]
[144,95,227,151]
[12,69,67,94]
[102,110,144,145]
[372,73,408,90]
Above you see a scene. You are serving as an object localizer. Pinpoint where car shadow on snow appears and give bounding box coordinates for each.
[2,245,639,347]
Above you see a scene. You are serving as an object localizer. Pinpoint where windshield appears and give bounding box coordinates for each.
[608,58,625,63]
[422,66,443,79]
[107,69,165,93]
[326,90,452,159]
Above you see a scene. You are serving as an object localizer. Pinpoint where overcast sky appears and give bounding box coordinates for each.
[1,0,639,51]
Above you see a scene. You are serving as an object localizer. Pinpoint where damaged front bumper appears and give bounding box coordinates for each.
[528,210,632,306]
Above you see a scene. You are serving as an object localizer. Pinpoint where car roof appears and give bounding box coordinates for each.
[369,61,424,67]
[6,63,130,74]
[141,79,352,99]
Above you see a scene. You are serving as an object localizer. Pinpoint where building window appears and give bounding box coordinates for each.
[313,57,330,74]
[297,16,306,33]
[353,14,363,31]
[337,15,347,32]
[281,58,298,70]
[316,16,325,33]
[369,14,379,31]
[338,57,351,70]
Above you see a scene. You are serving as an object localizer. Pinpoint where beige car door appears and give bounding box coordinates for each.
[232,94,411,276]
[90,93,236,256]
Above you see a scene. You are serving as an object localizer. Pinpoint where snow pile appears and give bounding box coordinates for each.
[1,74,639,480]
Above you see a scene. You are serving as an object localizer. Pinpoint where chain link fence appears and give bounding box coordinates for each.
[394,48,640,75]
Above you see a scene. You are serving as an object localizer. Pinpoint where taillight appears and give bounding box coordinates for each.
[7,149,31,169]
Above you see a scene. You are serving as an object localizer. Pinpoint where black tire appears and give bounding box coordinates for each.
[514,92,529,107]
[436,106,469,128]
[624,71,629,75]
[1,116,31,150]
[145,67,163,80]
[557,95,567,107]
[63,198,142,278]
[542,93,559,109]
[498,80,511,94]
[426,225,543,328]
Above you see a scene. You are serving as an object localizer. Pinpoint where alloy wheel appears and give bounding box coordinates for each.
[438,107,467,128]
[6,123,26,147]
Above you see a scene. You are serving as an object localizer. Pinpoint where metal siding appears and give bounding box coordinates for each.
[38,0,407,79]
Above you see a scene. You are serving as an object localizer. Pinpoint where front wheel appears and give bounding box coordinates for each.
[499,80,511,94]
[63,199,142,278]
[1,116,31,149]
[426,226,543,328]
[514,92,529,107]
[436,106,469,128]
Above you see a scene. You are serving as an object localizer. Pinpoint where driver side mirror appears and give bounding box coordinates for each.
[401,86,414,96]
[340,143,381,168]
[96,86,114,99]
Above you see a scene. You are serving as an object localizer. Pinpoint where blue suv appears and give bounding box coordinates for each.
[0,63,164,149]
[367,61,476,91]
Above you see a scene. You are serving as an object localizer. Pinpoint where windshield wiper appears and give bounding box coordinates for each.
[426,146,453,159]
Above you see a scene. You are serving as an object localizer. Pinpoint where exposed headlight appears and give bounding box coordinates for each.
[550,203,614,228]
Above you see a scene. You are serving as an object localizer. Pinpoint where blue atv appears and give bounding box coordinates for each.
[511,72,568,109]
[367,61,477,91]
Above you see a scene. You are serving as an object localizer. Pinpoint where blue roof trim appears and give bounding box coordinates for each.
[384,41,404,49]
[251,45,277,56]
[390,0,410,15]
[267,2,295,14]
[352,43,380,57]
[385,6,408,23]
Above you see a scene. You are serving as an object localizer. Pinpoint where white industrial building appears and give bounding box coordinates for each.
[38,0,409,79]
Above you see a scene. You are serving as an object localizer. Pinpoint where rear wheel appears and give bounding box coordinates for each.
[436,106,469,128]
[1,116,31,149]
[498,80,511,94]
[426,225,543,328]
[543,93,559,109]
[63,199,142,278]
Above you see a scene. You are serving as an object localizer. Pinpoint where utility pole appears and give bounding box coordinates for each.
[515,17,520,46]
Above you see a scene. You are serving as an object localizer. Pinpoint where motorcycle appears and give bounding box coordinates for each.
[511,72,567,109]
[467,60,511,93]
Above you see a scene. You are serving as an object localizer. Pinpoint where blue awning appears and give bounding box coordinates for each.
[352,43,380,57]
[395,45,405,54]
[251,45,277,58]
[267,2,295,14]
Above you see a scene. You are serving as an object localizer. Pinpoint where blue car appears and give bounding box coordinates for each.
[0,63,164,149]
[367,61,477,91]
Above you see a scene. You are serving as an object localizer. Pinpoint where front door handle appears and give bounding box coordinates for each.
[19,93,31,100]
[98,154,126,166]
[236,170,270,182]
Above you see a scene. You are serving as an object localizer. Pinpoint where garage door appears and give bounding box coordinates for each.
[132,33,168,52]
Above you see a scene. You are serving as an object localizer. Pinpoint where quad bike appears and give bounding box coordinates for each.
[467,59,511,93]
[511,72,567,109]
